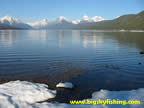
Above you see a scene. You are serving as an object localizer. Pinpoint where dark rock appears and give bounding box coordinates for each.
[138,62,142,65]
[140,51,144,54]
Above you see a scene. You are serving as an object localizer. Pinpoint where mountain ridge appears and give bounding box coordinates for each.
[0,16,32,29]
[0,10,144,30]
[87,11,144,30]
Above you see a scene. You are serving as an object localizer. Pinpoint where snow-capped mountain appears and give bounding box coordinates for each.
[72,20,81,24]
[27,19,48,29]
[0,15,105,29]
[80,16,104,23]
[0,16,31,29]
[27,16,72,29]
[27,16,104,29]
[56,16,70,23]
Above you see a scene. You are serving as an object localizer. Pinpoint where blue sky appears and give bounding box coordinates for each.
[0,0,144,22]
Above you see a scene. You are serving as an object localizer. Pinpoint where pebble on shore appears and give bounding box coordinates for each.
[140,51,144,54]
[56,82,73,89]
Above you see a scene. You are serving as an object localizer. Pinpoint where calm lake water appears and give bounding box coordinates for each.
[0,30,144,102]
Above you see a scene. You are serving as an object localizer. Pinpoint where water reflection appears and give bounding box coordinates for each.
[27,30,47,41]
[0,30,144,102]
[0,30,104,49]
[80,32,104,48]
[0,30,144,51]
[106,32,144,51]
[0,30,22,47]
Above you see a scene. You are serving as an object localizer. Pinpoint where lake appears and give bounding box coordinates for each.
[0,30,144,102]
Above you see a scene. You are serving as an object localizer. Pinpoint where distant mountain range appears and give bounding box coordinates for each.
[0,10,144,30]
[27,16,105,29]
[0,16,32,29]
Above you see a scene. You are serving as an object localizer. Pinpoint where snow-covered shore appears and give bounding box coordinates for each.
[0,80,144,108]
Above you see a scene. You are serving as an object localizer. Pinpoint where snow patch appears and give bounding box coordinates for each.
[0,80,56,105]
[56,82,73,89]
[119,30,144,32]
[0,81,144,108]
[33,88,144,108]
[129,30,144,32]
